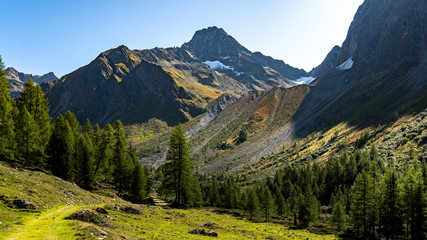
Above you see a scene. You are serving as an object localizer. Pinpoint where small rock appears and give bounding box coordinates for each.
[96,228,108,236]
[12,199,37,209]
[266,237,276,240]
[203,222,217,229]
[64,190,76,196]
[189,228,218,237]
[95,207,109,214]
[142,231,148,234]
[120,206,142,215]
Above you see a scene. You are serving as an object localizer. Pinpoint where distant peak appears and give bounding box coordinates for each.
[183,26,250,60]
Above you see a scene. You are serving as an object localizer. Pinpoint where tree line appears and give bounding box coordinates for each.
[0,57,148,203]
[199,147,426,239]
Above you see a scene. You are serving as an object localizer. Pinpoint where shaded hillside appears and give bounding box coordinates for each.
[293,0,427,136]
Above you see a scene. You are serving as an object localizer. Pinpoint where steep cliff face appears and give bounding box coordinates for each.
[294,0,427,135]
[309,46,341,78]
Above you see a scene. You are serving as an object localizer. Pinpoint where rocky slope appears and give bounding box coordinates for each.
[6,67,57,97]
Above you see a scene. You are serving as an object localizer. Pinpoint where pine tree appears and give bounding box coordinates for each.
[350,171,375,238]
[331,194,346,232]
[380,168,403,239]
[246,188,259,220]
[183,175,202,207]
[161,123,193,207]
[130,150,148,203]
[64,110,80,136]
[75,135,95,189]
[47,115,75,180]
[210,179,221,207]
[15,78,51,152]
[401,165,426,239]
[94,123,114,181]
[83,118,92,134]
[276,194,286,218]
[14,106,40,167]
[262,186,274,222]
[112,136,133,194]
[0,57,15,161]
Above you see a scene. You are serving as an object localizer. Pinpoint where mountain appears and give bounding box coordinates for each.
[133,0,427,174]
[294,0,427,136]
[43,27,306,125]
[6,67,57,97]
[183,26,307,88]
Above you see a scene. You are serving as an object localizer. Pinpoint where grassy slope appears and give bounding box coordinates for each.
[0,162,337,239]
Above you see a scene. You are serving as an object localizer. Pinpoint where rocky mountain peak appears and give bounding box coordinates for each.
[183,26,250,60]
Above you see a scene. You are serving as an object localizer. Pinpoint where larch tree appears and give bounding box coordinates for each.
[0,57,15,161]
[47,115,75,181]
[350,170,375,238]
[161,123,194,207]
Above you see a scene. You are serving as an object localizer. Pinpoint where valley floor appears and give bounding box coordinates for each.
[0,163,337,239]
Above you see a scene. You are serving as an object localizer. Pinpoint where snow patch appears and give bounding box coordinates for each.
[293,76,316,85]
[337,57,354,70]
[203,60,243,76]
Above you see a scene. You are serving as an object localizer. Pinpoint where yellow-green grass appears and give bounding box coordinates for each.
[0,162,338,239]
[3,206,82,240]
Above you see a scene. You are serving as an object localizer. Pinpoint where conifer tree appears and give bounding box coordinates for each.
[262,186,274,222]
[75,135,95,189]
[83,118,92,134]
[130,150,148,203]
[0,57,15,161]
[401,165,426,239]
[95,123,114,181]
[380,168,403,239]
[14,106,40,167]
[64,110,80,136]
[47,115,75,180]
[209,179,221,207]
[112,136,133,194]
[350,171,375,238]
[161,123,193,207]
[331,192,346,232]
[246,188,259,220]
[276,194,286,218]
[15,78,51,150]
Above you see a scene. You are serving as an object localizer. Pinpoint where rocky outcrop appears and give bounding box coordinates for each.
[309,45,341,78]
[182,26,304,89]
[294,0,427,135]
[6,67,58,97]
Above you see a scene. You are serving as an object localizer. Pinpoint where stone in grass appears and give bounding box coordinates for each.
[65,210,102,224]
[95,207,109,215]
[203,222,218,229]
[188,228,218,237]
[96,228,108,236]
[12,199,37,209]
[120,206,142,215]
[265,237,276,240]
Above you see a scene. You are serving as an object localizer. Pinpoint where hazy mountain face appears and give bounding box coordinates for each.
[6,67,58,97]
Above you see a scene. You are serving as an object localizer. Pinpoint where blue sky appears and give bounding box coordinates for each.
[0,0,364,77]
